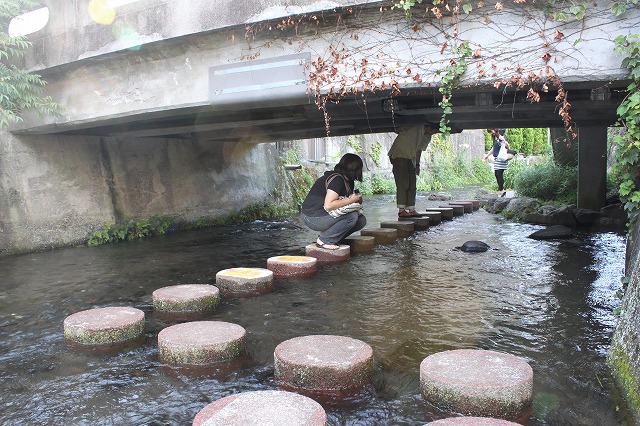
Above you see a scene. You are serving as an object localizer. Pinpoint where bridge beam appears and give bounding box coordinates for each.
[577,126,608,211]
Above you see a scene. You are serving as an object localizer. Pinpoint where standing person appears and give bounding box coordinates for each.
[301,153,367,250]
[388,123,439,217]
[483,128,510,197]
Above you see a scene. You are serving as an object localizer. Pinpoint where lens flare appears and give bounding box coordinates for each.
[88,0,116,25]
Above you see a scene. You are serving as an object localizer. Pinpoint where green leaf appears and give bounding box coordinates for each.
[462,3,473,14]
[612,2,627,16]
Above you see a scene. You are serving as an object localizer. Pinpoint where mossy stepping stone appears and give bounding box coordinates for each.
[158,321,246,365]
[152,284,220,313]
[193,390,326,426]
[63,306,145,346]
[274,334,373,392]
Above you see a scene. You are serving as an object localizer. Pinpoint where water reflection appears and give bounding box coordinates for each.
[0,189,631,425]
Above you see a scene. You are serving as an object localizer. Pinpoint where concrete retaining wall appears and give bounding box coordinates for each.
[608,222,640,422]
[0,130,287,254]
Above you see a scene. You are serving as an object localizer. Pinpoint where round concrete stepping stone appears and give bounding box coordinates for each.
[426,417,521,425]
[360,227,397,244]
[449,201,473,213]
[158,321,246,365]
[274,334,374,391]
[215,267,274,294]
[420,349,533,419]
[426,207,454,220]
[152,284,220,313]
[442,204,464,216]
[381,220,415,237]
[192,390,326,426]
[455,199,480,211]
[421,211,442,225]
[305,243,350,263]
[266,255,317,278]
[398,216,430,231]
[344,235,375,253]
[64,306,145,346]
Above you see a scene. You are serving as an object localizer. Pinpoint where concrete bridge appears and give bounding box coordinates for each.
[9,0,640,210]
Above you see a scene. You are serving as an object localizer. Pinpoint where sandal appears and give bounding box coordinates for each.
[316,239,340,250]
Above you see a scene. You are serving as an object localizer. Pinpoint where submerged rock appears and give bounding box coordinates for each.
[457,240,491,252]
[528,225,573,240]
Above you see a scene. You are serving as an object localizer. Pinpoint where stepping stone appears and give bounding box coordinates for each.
[305,243,350,263]
[442,204,464,216]
[398,216,430,231]
[64,306,145,346]
[274,334,374,392]
[193,390,326,426]
[449,201,473,213]
[360,227,398,244]
[215,267,274,295]
[420,349,533,419]
[152,284,220,313]
[267,255,317,278]
[343,235,375,253]
[421,211,442,225]
[381,220,415,237]
[158,321,246,365]
[426,207,454,220]
[455,199,480,211]
[427,417,521,425]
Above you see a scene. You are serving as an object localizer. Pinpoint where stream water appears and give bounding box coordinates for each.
[0,188,633,425]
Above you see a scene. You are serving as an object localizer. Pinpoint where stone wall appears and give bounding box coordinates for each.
[608,222,640,422]
[0,130,288,254]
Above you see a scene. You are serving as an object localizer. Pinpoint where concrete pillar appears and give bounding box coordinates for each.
[577,126,607,210]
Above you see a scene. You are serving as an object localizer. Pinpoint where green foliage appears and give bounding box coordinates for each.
[280,143,304,164]
[484,128,549,156]
[484,129,493,151]
[392,0,423,19]
[346,135,363,153]
[359,172,395,195]
[505,128,523,153]
[510,159,578,203]
[370,141,383,167]
[0,0,62,128]
[613,34,640,226]
[417,134,494,191]
[87,216,173,246]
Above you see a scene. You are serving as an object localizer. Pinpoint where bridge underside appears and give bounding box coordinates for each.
[41,80,625,142]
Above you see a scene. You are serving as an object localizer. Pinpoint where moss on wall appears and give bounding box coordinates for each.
[608,222,640,423]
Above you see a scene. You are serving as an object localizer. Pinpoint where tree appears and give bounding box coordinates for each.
[1,0,61,128]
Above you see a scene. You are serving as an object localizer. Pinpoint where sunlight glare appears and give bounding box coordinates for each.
[8,7,49,37]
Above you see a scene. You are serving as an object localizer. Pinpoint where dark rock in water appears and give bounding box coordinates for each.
[528,225,573,240]
[457,240,491,252]
[558,239,588,248]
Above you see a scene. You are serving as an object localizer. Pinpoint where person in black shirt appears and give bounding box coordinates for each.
[301,153,367,250]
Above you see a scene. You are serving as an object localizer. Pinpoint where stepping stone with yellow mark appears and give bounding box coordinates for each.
[216,267,274,295]
[267,255,317,278]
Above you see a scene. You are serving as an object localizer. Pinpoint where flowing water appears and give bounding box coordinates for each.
[0,188,633,425]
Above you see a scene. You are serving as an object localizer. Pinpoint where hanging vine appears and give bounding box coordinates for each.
[613,34,640,226]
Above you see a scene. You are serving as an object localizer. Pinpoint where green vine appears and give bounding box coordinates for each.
[436,40,471,136]
[370,141,383,167]
[613,34,640,227]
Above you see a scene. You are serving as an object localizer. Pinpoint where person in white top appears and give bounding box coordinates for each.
[483,128,511,197]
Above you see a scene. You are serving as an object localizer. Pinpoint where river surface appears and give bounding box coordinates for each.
[0,188,633,425]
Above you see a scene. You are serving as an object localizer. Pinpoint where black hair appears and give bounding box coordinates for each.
[334,153,364,182]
